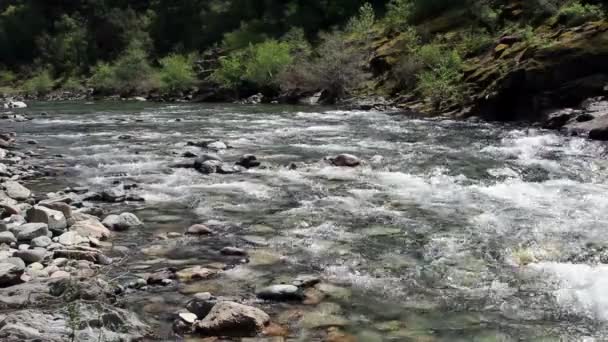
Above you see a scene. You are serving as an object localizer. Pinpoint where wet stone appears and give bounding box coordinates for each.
[256,284,304,301]
[220,247,247,256]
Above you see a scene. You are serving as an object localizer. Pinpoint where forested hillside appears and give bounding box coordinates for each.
[1,0,607,117]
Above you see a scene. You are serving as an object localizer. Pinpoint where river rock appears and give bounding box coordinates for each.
[53,249,112,265]
[256,284,303,301]
[193,301,270,337]
[13,223,49,241]
[57,231,87,246]
[3,181,31,200]
[186,224,214,235]
[0,163,9,176]
[236,155,261,169]
[26,205,67,232]
[293,275,321,288]
[179,312,197,324]
[0,231,16,244]
[38,202,73,222]
[70,218,111,240]
[6,257,25,270]
[0,203,20,216]
[146,267,176,285]
[206,141,227,151]
[30,236,52,248]
[186,293,217,319]
[217,163,243,175]
[329,154,361,167]
[220,247,247,256]
[182,151,198,158]
[176,266,218,281]
[102,213,142,231]
[0,262,24,287]
[14,248,46,264]
[101,187,126,202]
[195,160,222,174]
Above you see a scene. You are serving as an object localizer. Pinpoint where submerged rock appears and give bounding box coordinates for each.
[256,284,303,301]
[329,154,361,167]
[186,224,214,235]
[193,301,270,337]
[236,154,261,169]
[220,247,247,256]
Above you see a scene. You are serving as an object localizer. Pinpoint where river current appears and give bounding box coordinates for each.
[6,101,608,340]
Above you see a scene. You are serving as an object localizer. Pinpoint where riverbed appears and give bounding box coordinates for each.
[6,101,608,340]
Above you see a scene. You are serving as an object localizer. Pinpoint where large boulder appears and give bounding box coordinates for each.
[0,262,24,287]
[2,181,31,200]
[25,206,67,232]
[38,202,73,223]
[193,301,270,337]
[13,249,46,264]
[102,213,142,231]
[195,160,222,174]
[12,223,49,241]
[100,187,126,203]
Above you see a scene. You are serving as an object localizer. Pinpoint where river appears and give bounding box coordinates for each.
[6,101,608,340]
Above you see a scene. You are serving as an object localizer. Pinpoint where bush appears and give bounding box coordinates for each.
[456,28,494,57]
[0,69,16,86]
[557,1,604,26]
[89,63,116,93]
[61,76,85,92]
[279,31,369,101]
[346,3,376,36]
[282,28,312,58]
[211,52,247,89]
[244,40,292,87]
[212,40,292,89]
[222,23,269,51]
[384,0,413,30]
[88,40,160,94]
[393,55,424,91]
[23,71,54,96]
[416,47,464,108]
[159,54,196,93]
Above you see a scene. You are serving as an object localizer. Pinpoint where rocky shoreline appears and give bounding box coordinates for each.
[0,123,371,341]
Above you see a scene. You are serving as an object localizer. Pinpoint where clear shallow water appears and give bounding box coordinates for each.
[7,101,608,340]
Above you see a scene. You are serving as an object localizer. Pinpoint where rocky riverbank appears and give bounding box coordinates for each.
[0,121,374,341]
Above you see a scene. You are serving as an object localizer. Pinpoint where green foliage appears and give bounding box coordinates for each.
[23,70,54,96]
[212,40,293,89]
[0,69,16,86]
[346,3,376,35]
[416,46,464,108]
[222,23,269,50]
[282,27,312,58]
[557,1,604,26]
[89,40,159,94]
[89,63,115,93]
[61,76,85,93]
[211,52,247,89]
[279,31,369,100]
[245,40,293,87]
[37,15,88,75]
[456,28,494,56]
[159,54,196,93]
[385,0,413,30]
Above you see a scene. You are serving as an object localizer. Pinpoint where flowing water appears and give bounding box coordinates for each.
[6,101,608,341]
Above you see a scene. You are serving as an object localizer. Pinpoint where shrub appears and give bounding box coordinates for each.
[282,27,312,58]
[556,1,604,26]
[222,23,269,50]
[89,63,116,93]
[416,48,464,108]
[0,69,16,86]
[159,54,196,93]
[456,28,494,57]
[212,40,293,89]
[393,55,424,91]
[346,3,376,36]
[211,52,247,89]
[61,76,85,92]
[112,40,157,93]
[278,31,369,101]
[385,0,413,30]
[23,71,54,96]
[244,40,292,87]
[88,40,159,94]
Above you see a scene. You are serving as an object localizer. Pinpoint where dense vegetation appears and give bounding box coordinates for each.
[0,0,606,107]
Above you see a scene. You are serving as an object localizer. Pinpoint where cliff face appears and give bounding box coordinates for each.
[467,20,608,121]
